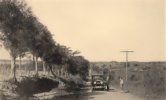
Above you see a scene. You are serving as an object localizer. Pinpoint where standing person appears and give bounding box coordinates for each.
[120,77,124,91]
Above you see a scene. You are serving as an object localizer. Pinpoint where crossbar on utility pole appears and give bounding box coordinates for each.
[120,51,134,91]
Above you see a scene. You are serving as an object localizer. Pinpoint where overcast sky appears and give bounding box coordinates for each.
[0,0,165,61]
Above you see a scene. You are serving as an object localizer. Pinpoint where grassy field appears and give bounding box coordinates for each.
[92,61,166,99]
[0,60,166,99]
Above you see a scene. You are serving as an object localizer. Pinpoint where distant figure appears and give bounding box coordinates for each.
[120,77,124,90]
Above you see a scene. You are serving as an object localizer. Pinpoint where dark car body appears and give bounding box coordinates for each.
[91,74,109,90]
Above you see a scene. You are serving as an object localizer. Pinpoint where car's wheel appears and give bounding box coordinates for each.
[107,85,110,91]
[92,87,95,91]
[104,85,107,90]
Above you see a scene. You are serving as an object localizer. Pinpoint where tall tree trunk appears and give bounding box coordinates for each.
[19,55,21,70]
[57,69,60,76]
[48,65,57,78]
[43,61,46,75]
[32,54,35,69]
[10,56,17,82]
[35,56,38,76]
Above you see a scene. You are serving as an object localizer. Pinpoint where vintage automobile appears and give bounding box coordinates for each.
[91,74,109,91]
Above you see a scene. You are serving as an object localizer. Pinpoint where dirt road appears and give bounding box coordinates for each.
[52,89,147,100]
[77,89,148,100]
[79,90,146,100]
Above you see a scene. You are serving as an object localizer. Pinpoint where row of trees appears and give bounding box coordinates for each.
[0,0,89,82]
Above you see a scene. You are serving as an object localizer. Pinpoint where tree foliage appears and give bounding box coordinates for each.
[0,0,90,83]
[67,56,89,80]
[0,0,34,80]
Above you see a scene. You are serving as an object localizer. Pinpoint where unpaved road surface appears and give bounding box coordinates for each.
[52,89,147,100]
[79,90,146,100]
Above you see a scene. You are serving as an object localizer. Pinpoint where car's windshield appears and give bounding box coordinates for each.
[92,75,104,80]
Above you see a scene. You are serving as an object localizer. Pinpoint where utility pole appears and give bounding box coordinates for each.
[120,51,134,91]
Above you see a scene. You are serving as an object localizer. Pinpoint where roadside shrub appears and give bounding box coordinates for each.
[130,74,138,81]
[64,75,86,92]
[2,79,18,93]
[15,76,59,97]
[0,92,6,100]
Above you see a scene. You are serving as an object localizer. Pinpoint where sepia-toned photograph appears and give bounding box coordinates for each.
[0,0,165,100]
